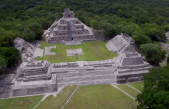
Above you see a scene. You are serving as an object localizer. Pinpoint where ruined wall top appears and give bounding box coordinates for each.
[63,8,75,18]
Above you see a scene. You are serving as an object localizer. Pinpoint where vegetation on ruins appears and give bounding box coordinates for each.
[37,41,117,63]
[0,0,168,71]
[0,0,169,107]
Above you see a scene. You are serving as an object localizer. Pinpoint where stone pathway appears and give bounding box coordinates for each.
[127,84,141,93]
[111,84,135,100]
[61,85,80,109]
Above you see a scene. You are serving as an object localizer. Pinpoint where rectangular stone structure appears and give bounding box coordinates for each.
[45,46,56,55]
[66,48,84,56]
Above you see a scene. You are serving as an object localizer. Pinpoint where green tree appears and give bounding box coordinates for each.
[137,66,169,109]
[146,27,166,41]
[0,55,7,69]
[132,30,152,46]
[167,56,169,65]
[140,43,166,64]
[90,20,102,30]
[121,24,139,36]
[28,22,43,40]
[0,47,21,68]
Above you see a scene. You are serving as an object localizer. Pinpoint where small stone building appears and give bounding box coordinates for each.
[44,8,95,44]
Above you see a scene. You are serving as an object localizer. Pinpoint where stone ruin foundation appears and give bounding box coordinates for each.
[45,46,56,55]
[66,48,84,56]
[0,33,152,99]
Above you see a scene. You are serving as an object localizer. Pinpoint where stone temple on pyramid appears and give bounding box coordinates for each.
[44,8,95,45]
[0,9,152,99]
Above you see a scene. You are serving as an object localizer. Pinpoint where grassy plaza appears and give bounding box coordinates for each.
[0,83,143,109]
[37,41,117,63]
[129,82,144,92]
[64,85,137,109]
[36,85,77,109]
[116,84,140,98]
[0,95,43,109]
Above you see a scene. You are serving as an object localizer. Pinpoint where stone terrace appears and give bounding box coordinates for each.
[45,46,56,55]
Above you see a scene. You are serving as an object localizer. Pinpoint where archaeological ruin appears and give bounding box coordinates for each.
[0,8,152,99]
[44,8,95,45]
[14,37,43,62]
[0,33,152,99]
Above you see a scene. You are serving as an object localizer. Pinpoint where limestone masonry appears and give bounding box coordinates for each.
[44,8,95,45]
[0,8,151,99]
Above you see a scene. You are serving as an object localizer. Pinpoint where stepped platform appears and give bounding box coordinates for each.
[0,74,16,86]
[13,74,57,97]
[57,67,116,85]
[33,48,44,58]
[64,40,82,45]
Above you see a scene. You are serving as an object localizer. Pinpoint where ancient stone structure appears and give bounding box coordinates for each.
[66,49,83,56]
[115,52,151,83]
[106,33,135,53]
[105,33,151,83]
[44,8,95,45]
[0,61,57,99]
[0,34,151,99]
[45,46,56,55]
[14,37,43,62]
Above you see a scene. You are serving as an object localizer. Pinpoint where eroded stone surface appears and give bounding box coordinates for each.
[66,48,83,56]
[14,37,44,62]
[1,32,152,99]
[45,46,56,55]
[44,8,95,44]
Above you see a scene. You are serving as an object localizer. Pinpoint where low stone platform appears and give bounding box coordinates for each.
[34,48,44,58]
[0,74,16,86]
[64,40,82,46]
[45,46,56,55]
[66,48,84,56]
[2,33,152,99]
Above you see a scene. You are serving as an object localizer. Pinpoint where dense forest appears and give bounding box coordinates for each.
[1,0,169,108]
[0,0,169,69]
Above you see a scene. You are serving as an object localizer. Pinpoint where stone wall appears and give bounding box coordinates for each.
[13,83,57,97]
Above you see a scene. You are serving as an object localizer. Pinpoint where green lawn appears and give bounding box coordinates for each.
[0,95,43,109]
[36,85,77,109]
[37,41,117,63]
[116,84,140,98]
[64,85,137,109]
[129,82,144,92]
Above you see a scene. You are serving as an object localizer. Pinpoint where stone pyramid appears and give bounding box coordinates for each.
[44,8,95,44]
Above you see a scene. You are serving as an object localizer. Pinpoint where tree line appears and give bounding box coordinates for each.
[0,0,169,70]
[0,0,169,108]
[137,62,169,109]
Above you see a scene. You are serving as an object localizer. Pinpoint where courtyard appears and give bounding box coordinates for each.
[37,83,143,109]
[0,95,43,109]
[0,83,143,109]
[37,41,118,63]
